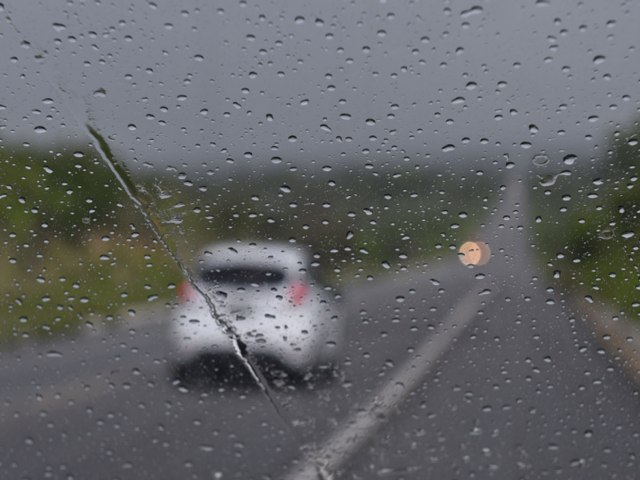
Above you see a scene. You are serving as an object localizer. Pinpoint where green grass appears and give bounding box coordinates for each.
[530,123,640,319]
[0,234,181,344]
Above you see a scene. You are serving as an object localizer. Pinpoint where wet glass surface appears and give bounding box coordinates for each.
[1,1,640,478]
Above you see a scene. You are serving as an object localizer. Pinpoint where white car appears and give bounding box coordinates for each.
[169,241,346,381]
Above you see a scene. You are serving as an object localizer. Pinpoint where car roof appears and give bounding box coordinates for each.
[196,241,311,274]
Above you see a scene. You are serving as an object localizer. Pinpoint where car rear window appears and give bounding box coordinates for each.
[201,267,286,286]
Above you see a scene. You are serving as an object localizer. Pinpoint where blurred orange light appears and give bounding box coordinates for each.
[459,241,490,266]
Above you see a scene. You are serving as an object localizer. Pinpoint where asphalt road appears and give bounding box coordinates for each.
[1,178,639,479]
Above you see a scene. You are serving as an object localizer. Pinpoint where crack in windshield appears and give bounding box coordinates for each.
[86,124,286,402]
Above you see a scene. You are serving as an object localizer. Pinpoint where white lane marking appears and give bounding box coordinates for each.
[285,287,487,480]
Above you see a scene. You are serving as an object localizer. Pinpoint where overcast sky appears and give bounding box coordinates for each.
[1,0,639,175]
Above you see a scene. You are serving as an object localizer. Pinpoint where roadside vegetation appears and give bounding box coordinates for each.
[531,122,640,320]
[10,122,639,348]
[0,143,181,344]
[149,161,494,282]
[0,140,493,344]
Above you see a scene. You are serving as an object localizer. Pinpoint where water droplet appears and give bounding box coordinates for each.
[621,231,635,239]
[46,350,63,358]
[34,126,47,133]
[93,88,107,98]
[598,229,614,240]
[593,55,606,65]
[294,16,305,24]
[461,5,483,18]
[320,124,332,133]
[529,124,539,134]
[539,174,557,187]
[570,458,586,468]
[442,144,455,152]
[563,154,577,165]
[532,153,549,166]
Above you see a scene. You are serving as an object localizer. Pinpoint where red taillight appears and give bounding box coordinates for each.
[177,280,197,303]
[289,281,309,306]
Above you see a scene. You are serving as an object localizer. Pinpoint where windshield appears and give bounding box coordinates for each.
[1,1,639,479]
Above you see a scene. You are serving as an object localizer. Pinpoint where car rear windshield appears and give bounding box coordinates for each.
[201,267,286,286]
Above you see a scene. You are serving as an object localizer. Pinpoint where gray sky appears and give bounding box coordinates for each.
[1,0,639,174]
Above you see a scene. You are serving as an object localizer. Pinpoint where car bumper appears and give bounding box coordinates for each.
[168,308,343,373]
